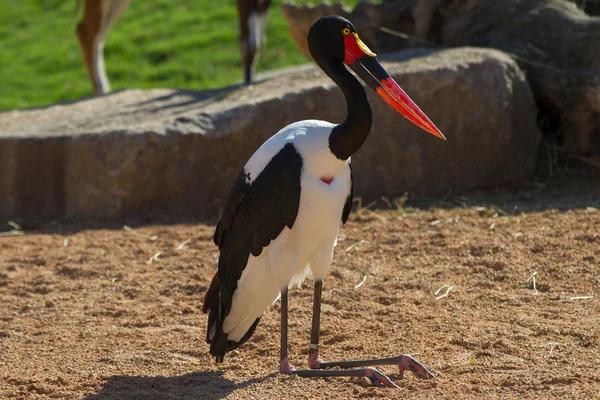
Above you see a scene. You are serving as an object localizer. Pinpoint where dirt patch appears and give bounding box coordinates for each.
[1,175,599,399]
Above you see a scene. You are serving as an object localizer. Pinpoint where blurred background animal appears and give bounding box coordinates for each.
[75,0,271,94]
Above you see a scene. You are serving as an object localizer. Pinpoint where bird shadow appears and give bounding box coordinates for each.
[83,370,269,400]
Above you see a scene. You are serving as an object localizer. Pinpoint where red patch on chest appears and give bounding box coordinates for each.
[320,176,334,185]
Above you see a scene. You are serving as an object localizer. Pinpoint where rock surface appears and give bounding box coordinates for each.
[283,0,600,156]
[0,48,541,222]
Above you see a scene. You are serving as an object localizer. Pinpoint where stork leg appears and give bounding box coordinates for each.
[278,283,404,388]
[279,287,296,373]
[306,280,435,382]
[308,280,324,368]
[311,356,435,380]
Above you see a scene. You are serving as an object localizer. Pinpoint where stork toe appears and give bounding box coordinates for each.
[365,367,400,388]
[280,358,297,374]
[398,355,436,380]
[308,352,325,369]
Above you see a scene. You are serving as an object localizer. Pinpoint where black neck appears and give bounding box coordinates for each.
[317,56,372,160]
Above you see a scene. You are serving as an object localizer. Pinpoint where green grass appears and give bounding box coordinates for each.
[0,0,361,110]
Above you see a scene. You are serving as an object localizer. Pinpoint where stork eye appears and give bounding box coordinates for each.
[341,28,351,36]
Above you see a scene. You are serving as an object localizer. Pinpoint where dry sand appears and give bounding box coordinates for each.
[1,176,599,399]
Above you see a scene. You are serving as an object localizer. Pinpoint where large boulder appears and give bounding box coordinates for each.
[282,0,600,156]
[0,47,541,223]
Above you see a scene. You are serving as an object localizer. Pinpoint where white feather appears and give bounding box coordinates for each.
[223,120,352,342]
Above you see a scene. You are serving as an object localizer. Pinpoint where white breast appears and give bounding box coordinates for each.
[244,119,346,184]
[222,119,352,342]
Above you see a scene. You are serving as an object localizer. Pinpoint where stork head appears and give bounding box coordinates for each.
[307,16,445,140]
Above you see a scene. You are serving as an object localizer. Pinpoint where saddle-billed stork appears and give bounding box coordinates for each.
[203,15,445,388]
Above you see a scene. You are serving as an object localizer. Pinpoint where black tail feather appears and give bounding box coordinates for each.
[203,273,262,362]
[202,274,220,344]
[210,317,262,363]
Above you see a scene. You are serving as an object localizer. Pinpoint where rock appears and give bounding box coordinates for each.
[575,0,600,15]
[0,48,541,223]
[283,0,600,155]
[438,0,600,155]
[282,1,414,59]
[282,2,352,61]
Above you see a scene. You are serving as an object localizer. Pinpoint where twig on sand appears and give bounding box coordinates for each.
[354,274,367,289]
[380,196,392,209]
[177,239,191,251]
[356,200,377,215]
[553,296,594,303]
[123,225,139,235]
[345,240,369,253]
[364,209,388,221]
[0,220,24,237]
[435,285,453,300]
[8,221,21,230]
[526,271,538,295]
[544,343,556,359]
[394,192,409,210]
[147,252,161,264]
[0,230,24,237]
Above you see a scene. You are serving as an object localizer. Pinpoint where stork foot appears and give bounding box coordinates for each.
[279,358,297,374]
[314,354,436,380]
[303,352,430,388]
[365,367,400,388]
[288,366,399,388]
[398,354,435,380]
[308,352,325,369]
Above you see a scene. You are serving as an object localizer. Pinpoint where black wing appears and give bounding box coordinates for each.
[341,160,354,224]
[205,143,303,360]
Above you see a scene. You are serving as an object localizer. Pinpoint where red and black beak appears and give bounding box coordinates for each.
[344,32,446,140]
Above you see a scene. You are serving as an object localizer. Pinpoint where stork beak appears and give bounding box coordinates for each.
[344,33,445,140]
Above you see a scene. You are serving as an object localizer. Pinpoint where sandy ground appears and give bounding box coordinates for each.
[1,173,600,399]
